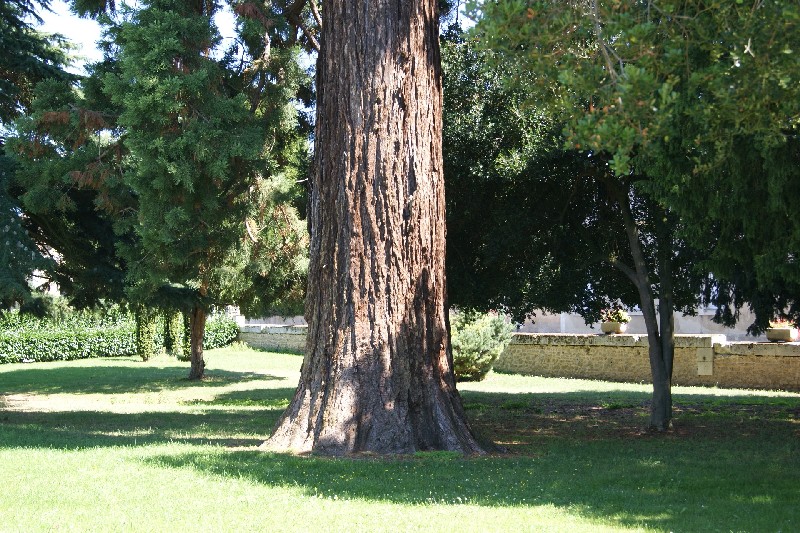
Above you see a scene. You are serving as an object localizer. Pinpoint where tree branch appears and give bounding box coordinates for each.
[589,0,624,81]
[609,256,638,285]
[282,0,320,52]
[310,0,322,28]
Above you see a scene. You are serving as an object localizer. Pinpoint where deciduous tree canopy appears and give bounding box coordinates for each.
[471,0,800,330]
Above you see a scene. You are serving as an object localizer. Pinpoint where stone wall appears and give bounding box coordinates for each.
[238,325,306,353]
[495,333,800,391]
[238,327,800,390]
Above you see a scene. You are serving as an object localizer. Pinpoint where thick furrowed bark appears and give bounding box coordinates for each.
[265,0,484,455]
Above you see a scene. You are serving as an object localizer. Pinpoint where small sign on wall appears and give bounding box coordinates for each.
[697,348,713,376]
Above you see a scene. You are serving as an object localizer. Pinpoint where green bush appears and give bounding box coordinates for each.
[450,311,513,382]
[0,309,240,364]
[135,307,159,361]
[0,302,130,332]
[0,326,136,364]
[203,314,239,349]
[163,310,183,356]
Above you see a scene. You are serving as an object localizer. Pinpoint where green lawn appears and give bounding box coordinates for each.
[1,345,798,532]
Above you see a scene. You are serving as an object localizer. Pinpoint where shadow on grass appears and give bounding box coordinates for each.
[0,364,286,396]
[148,432,799,531]
[0,387,296,449]
[2,378,796,452]
[183,387,293,408]
[460,389,800,449]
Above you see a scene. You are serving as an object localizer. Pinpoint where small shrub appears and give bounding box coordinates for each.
[17,293,74,322]
[450,311,512,382]
[600,306,630,323]
[1,300,130,332]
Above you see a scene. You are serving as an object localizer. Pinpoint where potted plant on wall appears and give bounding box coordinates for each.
[600,307,631,334]
[765,319,799,342]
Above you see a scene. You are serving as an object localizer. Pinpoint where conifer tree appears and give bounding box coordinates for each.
[8,1,308,377]
[106,0,305,379]
[0,0,73,308]
[8,74,134,308]
[0,0,72,125]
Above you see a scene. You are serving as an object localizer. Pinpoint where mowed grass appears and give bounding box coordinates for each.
[1,345,798,532]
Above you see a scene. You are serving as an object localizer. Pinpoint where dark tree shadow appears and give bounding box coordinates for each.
[460,389,800,443]
[0,364,286,395]
[149,387,795,530]
[0,387,296,449]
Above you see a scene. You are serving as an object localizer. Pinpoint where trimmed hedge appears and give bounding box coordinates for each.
[0,314,239,364]
[0,326,136,364]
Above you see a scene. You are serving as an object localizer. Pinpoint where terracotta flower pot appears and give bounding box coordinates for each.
[765,327,799,342]
[601,321,628,334]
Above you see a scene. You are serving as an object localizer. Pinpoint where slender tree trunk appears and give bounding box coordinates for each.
[610,183,672,431]
[654,219,676,430]
[188,304,206,380]
[266,0,485,455]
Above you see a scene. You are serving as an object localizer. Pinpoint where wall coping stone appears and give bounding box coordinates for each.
[715,341,800,357]
[240,324,308,335]
[508,332,727,348]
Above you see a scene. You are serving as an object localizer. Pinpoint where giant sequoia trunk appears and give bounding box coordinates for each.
[266,0,485,455]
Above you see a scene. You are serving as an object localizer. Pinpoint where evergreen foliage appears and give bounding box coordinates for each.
[7,75,133,308]
[0,0,73,125]
[0,144,54,307]
[6,0,309,349]
[106,0,263,298]
[442,28,707,324]
[0,325,136,363]
[450,311,512,382]
[98,0,308,378]
[163,309,183,356]
[134,305,158,361]
[0,309,238,364]
[0,0,73,307]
